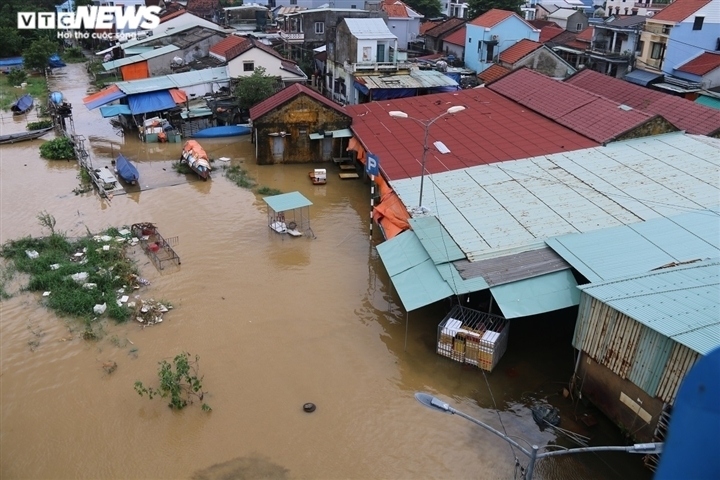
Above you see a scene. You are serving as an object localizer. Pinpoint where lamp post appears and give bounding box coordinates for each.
[415,392,663,480]
[389,106,466,212]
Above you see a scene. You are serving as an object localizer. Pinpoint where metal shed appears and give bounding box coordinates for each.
[263,191,314,238]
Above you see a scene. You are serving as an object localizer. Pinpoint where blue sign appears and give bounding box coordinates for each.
[366,153,379,176]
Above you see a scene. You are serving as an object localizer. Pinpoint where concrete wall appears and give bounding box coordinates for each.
[505,48,575,78]
[148,34,225,76]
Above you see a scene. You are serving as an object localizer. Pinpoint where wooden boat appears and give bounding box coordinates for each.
[180,140,211,180]
[309,168,327,185]
[11,94,33,115]
[193,124,251,138]
[114,153,139,185]
[0,127,53,145]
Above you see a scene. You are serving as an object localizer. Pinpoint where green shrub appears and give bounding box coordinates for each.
[7,69,27,86]
[27,120,52,131]
[135,352,211,411]
[40,137,75,160]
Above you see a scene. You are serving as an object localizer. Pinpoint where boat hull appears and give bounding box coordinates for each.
[0,127,53,145]
[115,154,140,184]
[180,140,211,180]
[192,125,251,138]
[11,94,33,116]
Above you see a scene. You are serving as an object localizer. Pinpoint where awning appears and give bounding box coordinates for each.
[489,269,580,319]
[264,191,313,212]
[624,69,663,87]
[83,85,127,110]
[169,88,188,104]
[376,230,454,311]
[127,90,177,114]
[99,104,132,117]
[308,128,353,140]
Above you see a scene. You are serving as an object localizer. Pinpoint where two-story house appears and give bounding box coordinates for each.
[546,8,589,32]
[464,9,540,74]
[587,15,645,78]
[326,17,458,103]
[278,6,386,63]
[636,0,719,95]
[442,0,469,19]
[382,0,424,50]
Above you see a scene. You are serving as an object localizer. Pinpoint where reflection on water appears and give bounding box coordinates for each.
[0,64,651,480]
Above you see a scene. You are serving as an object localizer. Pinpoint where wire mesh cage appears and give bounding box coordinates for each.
[437,304,509,372]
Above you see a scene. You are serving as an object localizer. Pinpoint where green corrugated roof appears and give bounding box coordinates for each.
[103,45,180,70]
[547,207,720,282]
[263,191,312,212]
[409,216,465,265]
[696,95,720,110]
[115,67,229,94]
[490,269,580,318]
[578,259,720,355]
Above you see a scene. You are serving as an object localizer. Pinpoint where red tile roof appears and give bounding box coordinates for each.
[539,25,564,43]
[158,9,186,23]
[576,27,593,42]
[419,20,439,35]
[677,52,720,76]
[499,39,542,64]
[488,68,668,144]
[424,17,466,38]
[652,0,712,22]
[443,26,466,47]
[249,84,348,120]
[478,64,511,84]
[565,69,720,135]
[209,35,247,59]
[344,88,598,181]
[382,0,409,18]
[469,8,515,27]
[186,0,219,16]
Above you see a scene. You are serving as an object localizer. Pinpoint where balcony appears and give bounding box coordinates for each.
[279,31,304,43]
[343,61,414,74]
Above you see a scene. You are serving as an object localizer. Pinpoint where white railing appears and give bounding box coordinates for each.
[279,31,304,42]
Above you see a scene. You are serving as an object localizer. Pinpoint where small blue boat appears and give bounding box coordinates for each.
[11,94,33,115]
[48,54,66,69]
[193,124,251,138]
[115,154,139,184]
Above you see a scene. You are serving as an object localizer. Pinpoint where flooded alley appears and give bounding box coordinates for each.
[0,64,652,480]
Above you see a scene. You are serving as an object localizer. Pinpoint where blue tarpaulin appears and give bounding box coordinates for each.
[99,104,132,117]
[83,85,127,110]
[127,90,176,115]
[0,57,23,69]
[444,71,461,83]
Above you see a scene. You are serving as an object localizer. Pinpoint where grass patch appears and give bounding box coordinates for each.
[256,186,282,196]
[172,160,193,175]
[0,263,17,300]
[224,165,256,189]
[62,47,86,64]
[0,229,140,324]
[73,168,93,195]
[27,120,53,131]
[0,73,48,111]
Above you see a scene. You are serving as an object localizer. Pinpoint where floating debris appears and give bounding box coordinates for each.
[134,299,172,327]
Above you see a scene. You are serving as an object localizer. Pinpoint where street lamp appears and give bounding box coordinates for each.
[389,106,466,212]
[415,392,663,480]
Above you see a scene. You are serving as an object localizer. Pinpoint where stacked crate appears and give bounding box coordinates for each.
[437,305,509,372]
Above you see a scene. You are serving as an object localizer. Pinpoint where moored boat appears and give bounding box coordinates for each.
[115,153,140,184]
[49,91,64,105]
[180,140,211,180]
[0,127,53,145]
[11,94,33,115]
[192,124,251,138]
[309,169,327,185]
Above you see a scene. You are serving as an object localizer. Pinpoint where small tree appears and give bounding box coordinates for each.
[134,352,211,411]
[24,37,58,73]
[233,67,280,111]
[7,68,27,86]
[467,1,524,21]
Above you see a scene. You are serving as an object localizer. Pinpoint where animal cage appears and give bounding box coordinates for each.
[437,305,509,372]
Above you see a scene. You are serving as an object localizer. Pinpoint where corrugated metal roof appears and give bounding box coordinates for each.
[115,66,229,94]
[578,259,720,355]
[263,191,312,212]
[547,208,720,282]
[103,45,179,70]
[388,133,720,262]
[548,8,579,20]
[409,216,465,264]
[490,269,580,318]
[344,18,397,40]
[356,70,458,90]
[454,247,571,285]
[565,69,720,135]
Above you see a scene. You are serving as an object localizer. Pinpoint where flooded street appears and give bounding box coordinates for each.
[1,64,651,480]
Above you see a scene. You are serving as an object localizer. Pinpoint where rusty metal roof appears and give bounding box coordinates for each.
[355,69,458,90]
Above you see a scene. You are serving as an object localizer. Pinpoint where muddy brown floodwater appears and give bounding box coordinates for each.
[0,64,652,480]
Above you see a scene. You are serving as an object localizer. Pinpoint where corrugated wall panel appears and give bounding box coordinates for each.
[628,328,673,396]
[573,293,593,350]
[605,312,641,378]
[656,343,699,404]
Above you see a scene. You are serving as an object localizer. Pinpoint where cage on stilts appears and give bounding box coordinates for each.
[263,191,315,239]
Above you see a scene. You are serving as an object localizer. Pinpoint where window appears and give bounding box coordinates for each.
[650,42,663,59]
[243,61,254,71]
[290,0,297,4]
[576,23,582,31]
[351,4,356,8]
[693,16,704,30]
[485,42,495,62]
[636,40,644,55]
[315,22,324,34]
